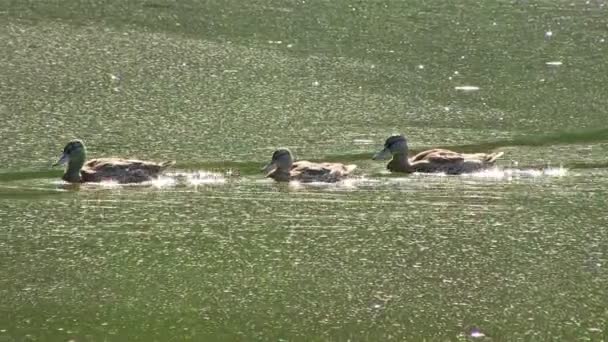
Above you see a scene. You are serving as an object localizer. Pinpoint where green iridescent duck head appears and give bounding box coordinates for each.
[372,134,409,160]
[53,139,87,182]
[262,148,294,176]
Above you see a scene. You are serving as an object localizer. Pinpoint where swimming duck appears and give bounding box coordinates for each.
[262,148,356,182]
[373,134,503,174]
[53,139,175,183]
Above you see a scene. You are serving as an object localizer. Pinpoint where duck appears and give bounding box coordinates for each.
[262,148,356,182]
[53,139,175,183]
[373,134,503,174]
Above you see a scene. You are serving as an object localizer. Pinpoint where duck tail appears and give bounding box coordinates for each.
[486,151,504,163]
[160,160,176,170]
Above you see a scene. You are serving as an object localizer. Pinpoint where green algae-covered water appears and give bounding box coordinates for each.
[1,1,607,340]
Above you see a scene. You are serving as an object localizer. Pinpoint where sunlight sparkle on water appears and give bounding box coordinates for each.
[281,177,376,190]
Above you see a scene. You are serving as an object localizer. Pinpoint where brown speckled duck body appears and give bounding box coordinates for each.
[263,149,356,183]
[374,135,503,175]
[54,140,175,183]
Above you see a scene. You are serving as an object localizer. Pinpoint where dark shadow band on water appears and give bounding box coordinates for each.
[438,127,608,153]
[1,128,607,182]
[0,186,68,200]
[0,170,63,182]
[322,127,608,167]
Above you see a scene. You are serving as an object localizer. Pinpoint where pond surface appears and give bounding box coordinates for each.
[1,0,607,340]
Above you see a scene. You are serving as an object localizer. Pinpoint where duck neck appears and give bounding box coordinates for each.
[270,168,291,182]
[389,152,412,172]
[63,154,85,183]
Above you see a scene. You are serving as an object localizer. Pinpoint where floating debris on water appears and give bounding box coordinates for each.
[353,139,374,145]
[454,86,480,91]
[469,328,486,338]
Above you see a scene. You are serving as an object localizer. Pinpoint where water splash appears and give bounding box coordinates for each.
[145,175,178,188]
[53,176,178,189]
[96,180,122,188]
[183,171,227,186]
[465,166,567,179]
[402,166,568,180]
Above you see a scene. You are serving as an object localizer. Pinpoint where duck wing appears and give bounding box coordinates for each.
[461,151,504,163]
[413,149,503,164]
[83,158,174,183]
[411,149,465,163]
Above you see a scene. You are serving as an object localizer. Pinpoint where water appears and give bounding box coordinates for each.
[1,0,608,340]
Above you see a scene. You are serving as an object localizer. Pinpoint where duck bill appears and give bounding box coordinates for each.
[53,152,69,166]
[261,161,278,176]
[372,148,392,160]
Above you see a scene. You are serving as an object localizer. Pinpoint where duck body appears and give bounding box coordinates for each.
[74,158,175,183]
[269,160,357,183]
[55,140,174,183]
[375,135,503,175]
[263,149,356,183]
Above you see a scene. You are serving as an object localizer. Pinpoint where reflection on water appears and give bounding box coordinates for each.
[1,163,607,340]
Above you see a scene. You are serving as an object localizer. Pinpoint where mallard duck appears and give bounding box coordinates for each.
[262,148,356,182]
[53,139,175,183]
[373,134,503,174]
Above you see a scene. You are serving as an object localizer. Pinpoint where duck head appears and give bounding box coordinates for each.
[373,134,408,160]
[262,148,294,176]
[53,139,87,182]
